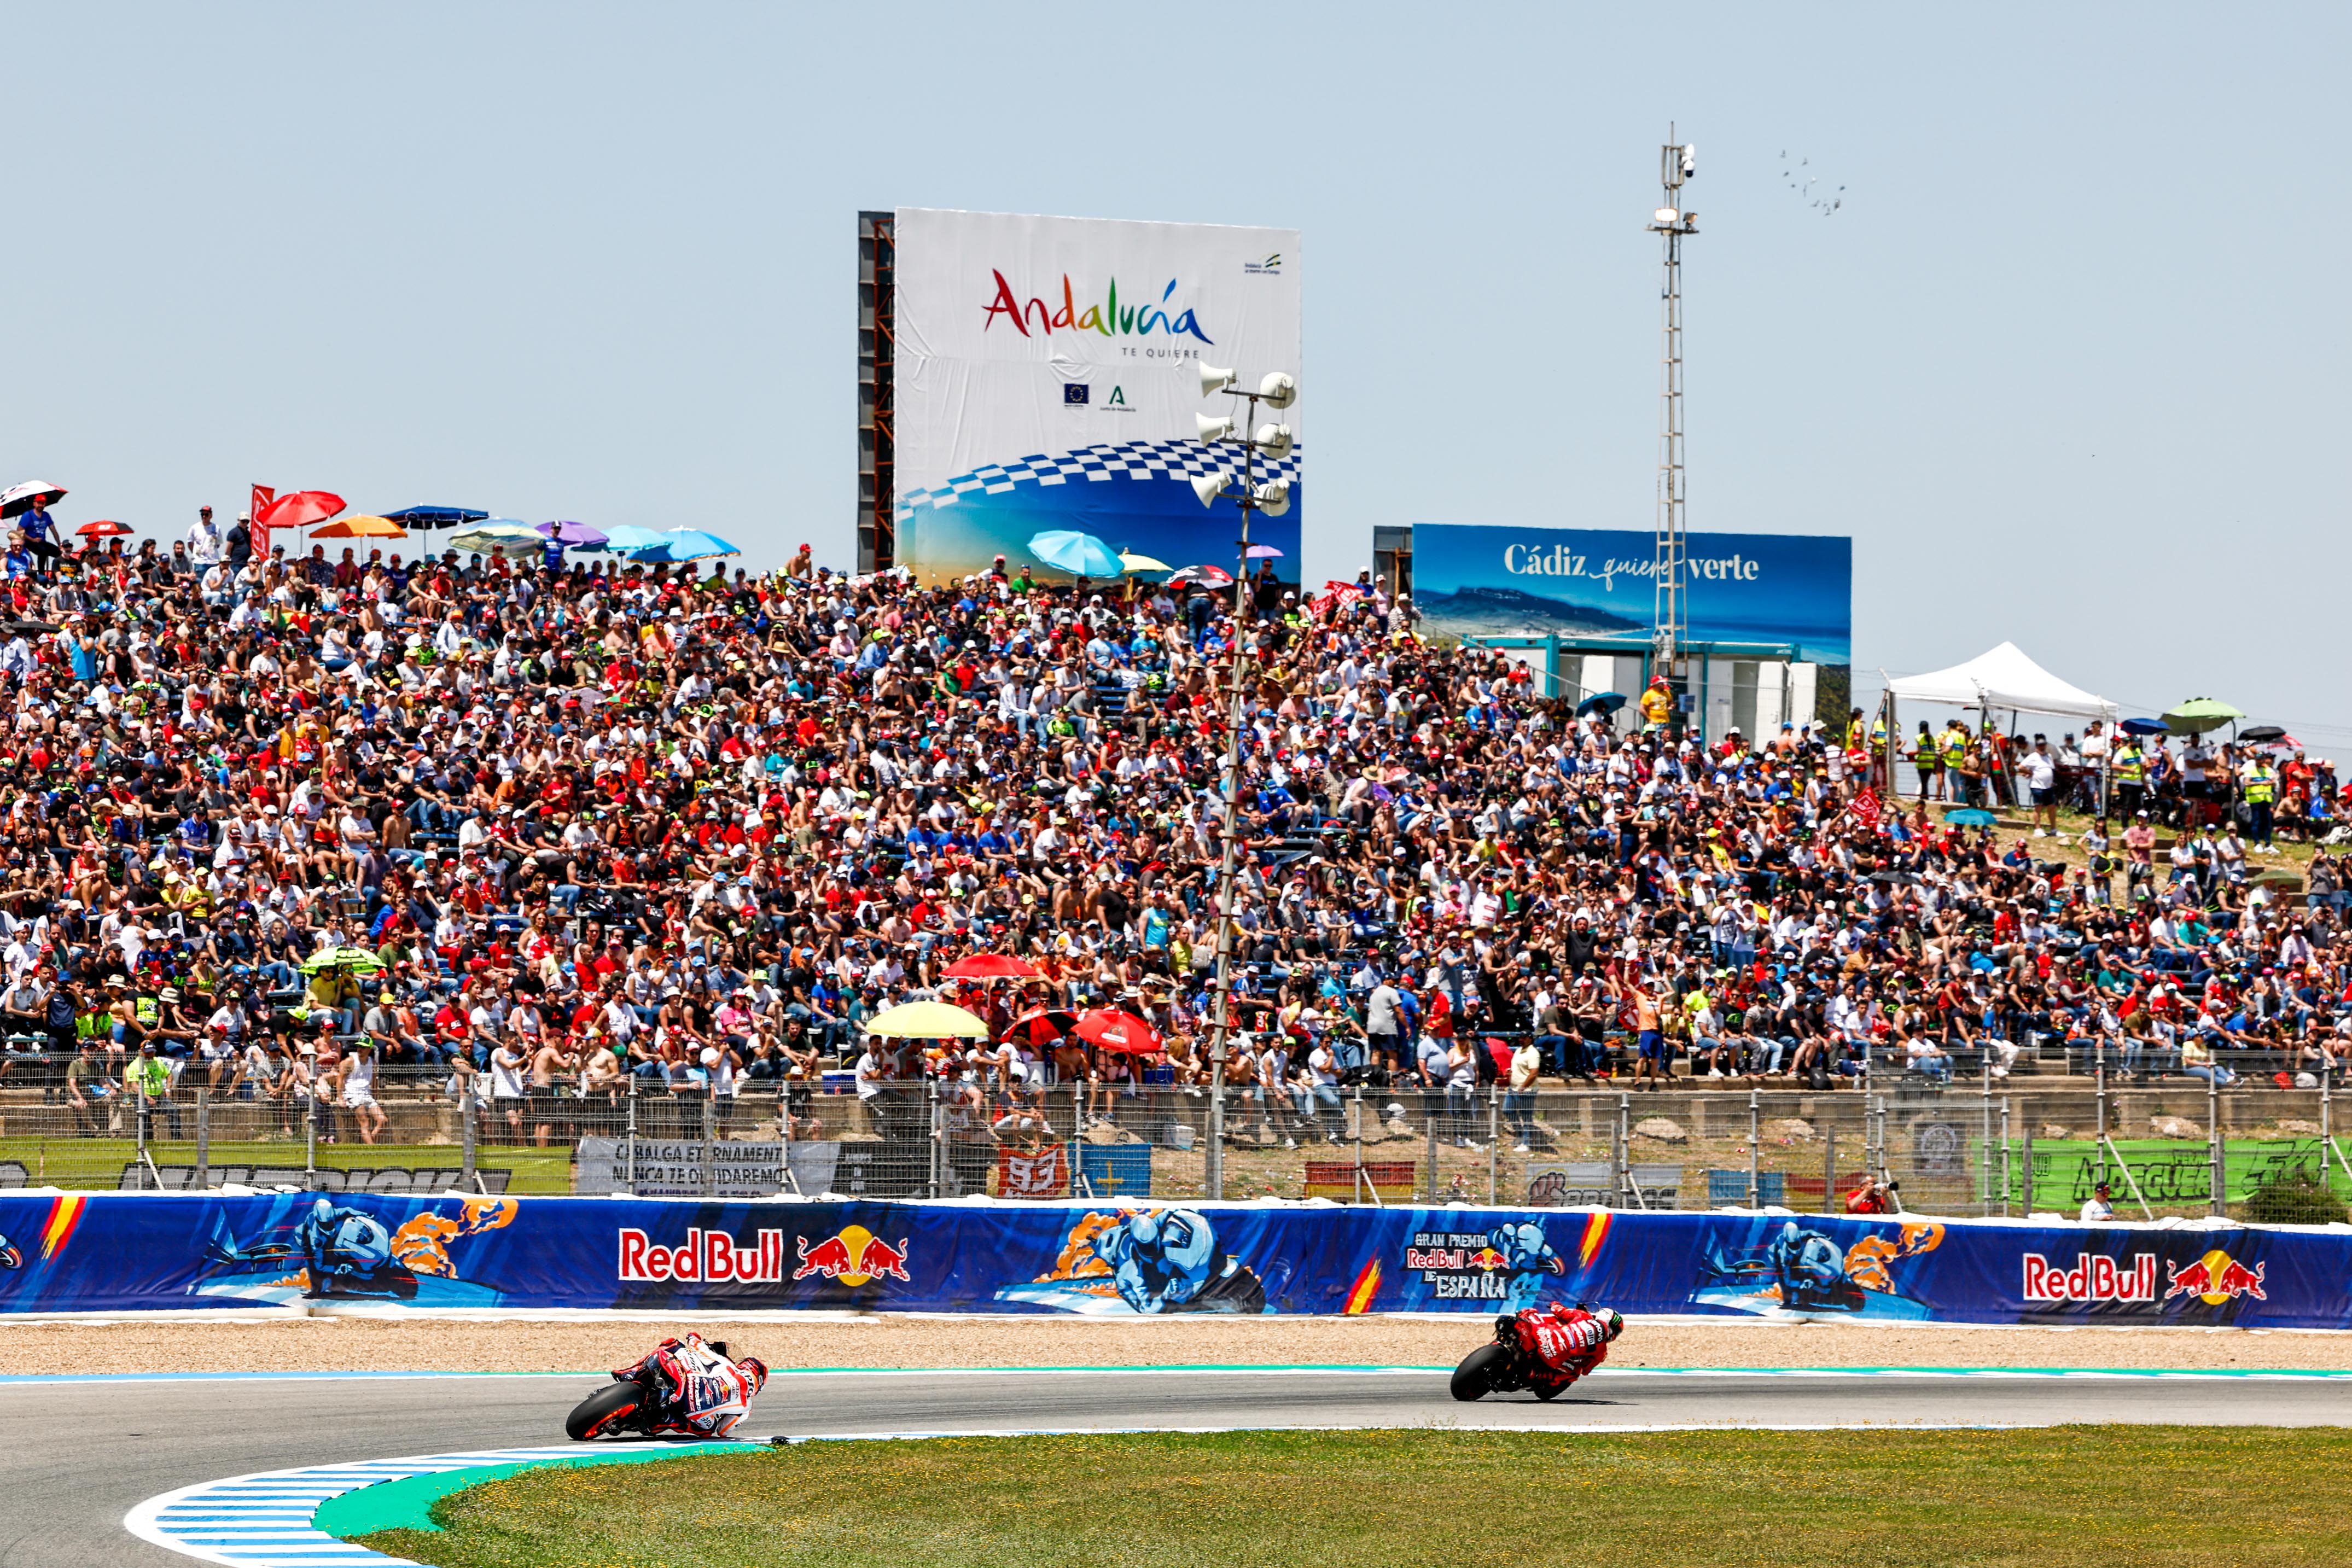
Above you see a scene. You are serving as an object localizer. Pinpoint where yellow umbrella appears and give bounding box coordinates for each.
[860,1000,989,1038]
[311,515,408,539]
[1119,551,1171,573]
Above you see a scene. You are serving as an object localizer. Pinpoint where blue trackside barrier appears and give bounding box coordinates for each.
[0,1191,2340,1326]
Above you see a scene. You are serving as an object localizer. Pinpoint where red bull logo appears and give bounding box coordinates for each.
[2020,1252,2158,1304]
[2163,1250,2267,1306]
[790,1225,912,1287]
[1466,1247,1510,1272]
[616,1227,788,1285]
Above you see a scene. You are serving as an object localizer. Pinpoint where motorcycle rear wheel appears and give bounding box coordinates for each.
[566,1382,645,1441]
[1451,1343,1504,1402]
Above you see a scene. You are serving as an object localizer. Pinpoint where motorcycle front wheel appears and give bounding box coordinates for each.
[566,1382,645,1441]
[1450,1343,1504,1402]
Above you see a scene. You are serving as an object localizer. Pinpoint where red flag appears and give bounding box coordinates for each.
[249,484,276,547]
[1850,788,1883,830]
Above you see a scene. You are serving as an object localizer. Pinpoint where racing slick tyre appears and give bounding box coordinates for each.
[1451,1344,1503,1402]
[566,1382,645,1441]
[1535,1381,1568,1402]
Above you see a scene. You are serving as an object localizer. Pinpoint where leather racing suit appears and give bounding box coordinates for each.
[1514,1303,1610,1396]
[614,1333,756,1437]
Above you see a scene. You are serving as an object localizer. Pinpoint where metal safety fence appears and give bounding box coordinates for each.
[4,1064,2349,1222]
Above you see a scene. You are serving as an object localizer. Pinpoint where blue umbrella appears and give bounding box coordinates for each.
[626,527,740,563]
[582,524,669,553]
[537,520,607,548]
[1943,808,2000,827]
[2118,717,2170,737]
[1576,692,1627,716]
[1027,529,1123,577]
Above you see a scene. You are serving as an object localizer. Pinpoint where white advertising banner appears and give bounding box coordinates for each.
[892,207,1302,584]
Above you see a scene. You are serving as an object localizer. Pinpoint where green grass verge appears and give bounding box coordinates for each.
[358,1427,2352,1567]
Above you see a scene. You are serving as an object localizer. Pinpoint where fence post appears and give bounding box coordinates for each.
[194,1081,210,1190]
[624,1074,639,1197]
[1207,1055,1225,1203]
[133,1080,149,1191]
[305,1073,318,1187]
[1613,1092,1630,1209]
[1352,1083,1366,1203]
[928,1079,943,1200]
[702,1090,717,1199]
[1821,1124,1836,1215]
[2000,1098,2012,1216]
[1980,1059,1994,1216]
[2022,1121,2036,1214]
[1424,1094,1438,1203]
[1487,1087,1498,1206]
[2208,1068,2223,1219]
[461,1083,478,1191]
[2093,1059,2106,1187]
[1747,1088,1761,1208]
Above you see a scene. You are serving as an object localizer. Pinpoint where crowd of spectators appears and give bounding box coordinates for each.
[2,496,2349,1161]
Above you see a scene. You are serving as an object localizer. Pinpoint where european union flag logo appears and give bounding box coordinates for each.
[1063,383,1090,405]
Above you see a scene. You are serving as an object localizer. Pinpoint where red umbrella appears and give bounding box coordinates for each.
[256,490,347,532]
[1075,1008,1163,1057]
[74,519,132,538]
[944,953,1041,980]
[1002,1007,1079,1046]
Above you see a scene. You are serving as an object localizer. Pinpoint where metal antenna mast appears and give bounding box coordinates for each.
[1647,130,1697,686]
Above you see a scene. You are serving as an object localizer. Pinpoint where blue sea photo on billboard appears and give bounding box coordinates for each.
[1411,524,1851,666]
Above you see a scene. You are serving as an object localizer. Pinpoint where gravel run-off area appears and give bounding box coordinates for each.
[8,1313,2352,1375]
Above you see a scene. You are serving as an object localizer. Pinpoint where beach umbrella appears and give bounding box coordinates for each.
[1942,808,2000,827]
[1027,529,1124,577]
[580,524,668,553]
[311,515,407,540]
[626,528,739,563]
[1243,543,1284,560]
[449,522,546,555]
[861,1000,989,1039]
[382,505,488,531]
[74,519,132,538]
[299,946,385,975]
[1074,1008,1163,1057]
[944,953,1041,980]
[2163,698,2244,736]
[1576,692,1627,716]
[257,491,346,531]
[0,481,66,518]
[537,520,607,548]
[1002,1006,1080,1045]
[2118,717,2170,737]
[1167,563,1233,588]
[1118,551,1171,573]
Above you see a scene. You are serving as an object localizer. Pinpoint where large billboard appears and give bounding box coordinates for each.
[891,208,1302,583]
[1411,523,1852,666]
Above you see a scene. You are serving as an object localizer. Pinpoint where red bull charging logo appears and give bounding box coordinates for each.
[791,1225,911,1288]
[616,1228,789,1285]
[2163,1249,2267,1306]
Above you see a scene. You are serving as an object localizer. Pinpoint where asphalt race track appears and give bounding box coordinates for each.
[12,1367,2349,1567]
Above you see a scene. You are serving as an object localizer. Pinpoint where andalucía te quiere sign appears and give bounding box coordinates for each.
[1411,522,1852,667]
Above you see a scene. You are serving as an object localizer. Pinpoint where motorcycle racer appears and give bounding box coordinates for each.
[612,1333,769,1437]
[1511,1301,1621,1396]
[295,1199,395,1283]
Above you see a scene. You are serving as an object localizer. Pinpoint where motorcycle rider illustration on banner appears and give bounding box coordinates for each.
[995,1208,1281,1314]
[203,1199,421,1300]
[569,1332,769,1441]
[1696,1220,1942,1318]
[0,1232,19,1270]
[1452,1302,1623,1401]
[1488,1221,1570,1309]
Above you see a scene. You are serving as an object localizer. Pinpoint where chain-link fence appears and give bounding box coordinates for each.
[9,1060,2349,1222]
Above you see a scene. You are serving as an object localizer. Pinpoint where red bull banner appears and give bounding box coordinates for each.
[0,1191,2342,1326]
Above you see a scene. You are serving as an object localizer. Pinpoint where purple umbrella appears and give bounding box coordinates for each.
[1244,543,1284,560]
[537,520,608,548]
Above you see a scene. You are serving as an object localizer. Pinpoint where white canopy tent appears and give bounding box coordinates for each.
[1887,641,2117,721]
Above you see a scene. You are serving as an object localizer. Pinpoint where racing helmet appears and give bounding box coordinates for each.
[1600,1308,1625,1342]
[737,1355,768,1394]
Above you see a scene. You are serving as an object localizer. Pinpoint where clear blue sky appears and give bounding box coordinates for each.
[5,6,2347,739]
